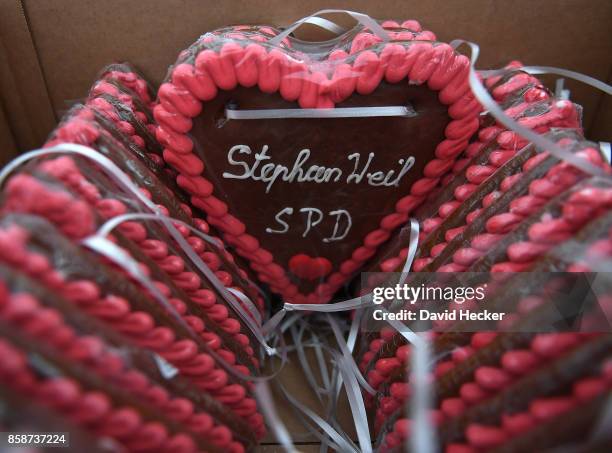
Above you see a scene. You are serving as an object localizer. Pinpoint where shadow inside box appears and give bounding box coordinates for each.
[257,347,359,452]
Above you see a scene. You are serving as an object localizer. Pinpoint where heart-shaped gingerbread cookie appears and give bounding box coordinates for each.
[155,18,481,304]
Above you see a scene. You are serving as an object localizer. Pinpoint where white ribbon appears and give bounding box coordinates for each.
[265,314,358,452]
[322,316,374,452]
[279,384,356,452]
[263,218,420,335]
[450,40,611,178]
[96,213,262,325]
[521,66,612,95]
[290,322,327,403]
[327,314,376,395]
[600,142,611,164]
[85,230,295,386]
[335,353,372,453]
[254,382,297,453]
[346,308,363,355]
[225,105,417,120]
[399,219,420,285]
[408,332,436,453]
[554,78,570,100]
[299,16,346,36]
[269,9,390,47]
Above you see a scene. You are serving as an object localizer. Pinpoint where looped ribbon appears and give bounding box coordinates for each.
[255,219,420,453]
[269,9,390,47]
[263,218,420,334]
[450,40,612,179]
[248,310,359,452]
[0,143,276,356]
[291,16,346,36]
[326,315,372,453]
[272,314,365,453]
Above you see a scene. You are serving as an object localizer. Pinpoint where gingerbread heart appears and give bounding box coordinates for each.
[155,18,481,304]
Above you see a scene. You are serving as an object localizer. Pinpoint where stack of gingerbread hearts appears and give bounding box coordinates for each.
[351,71,612,451]
[0,60,268,451]
[0,260,256,453]
[0,10,610,453]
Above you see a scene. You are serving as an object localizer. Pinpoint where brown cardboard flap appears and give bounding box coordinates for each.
[1,0,611,148]
[0,0,56,151]
[590,74,612,142]
[0,96,18,166]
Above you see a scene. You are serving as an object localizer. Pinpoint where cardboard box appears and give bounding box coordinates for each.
[0,1,610,450]
[1,0,611,167]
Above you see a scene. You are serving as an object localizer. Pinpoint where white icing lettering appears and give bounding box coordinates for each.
[300,207,324,237]
[223,145,414,192]
[223,144,253,179]
[265,207,353,243]
[346,152,374,184]
[323,210,352,243]
[266,207,293,234]
[367,171,386,185]
[387,157,416,187]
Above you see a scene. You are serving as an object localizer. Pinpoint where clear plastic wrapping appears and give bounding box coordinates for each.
[354,177,612,451]
[0,200,266,437]
[0,263,254,452]
[48,103,263,290]
[87,63,170,176]
[97,62,156,107]
[376,333,611,452]
[356,135,610,373]
[155,19,483,305]
[361,131,606,278]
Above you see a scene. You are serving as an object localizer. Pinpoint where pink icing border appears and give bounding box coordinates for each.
[155,32,481,304]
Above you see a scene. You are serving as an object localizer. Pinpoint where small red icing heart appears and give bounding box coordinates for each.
[289,254,332,280]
